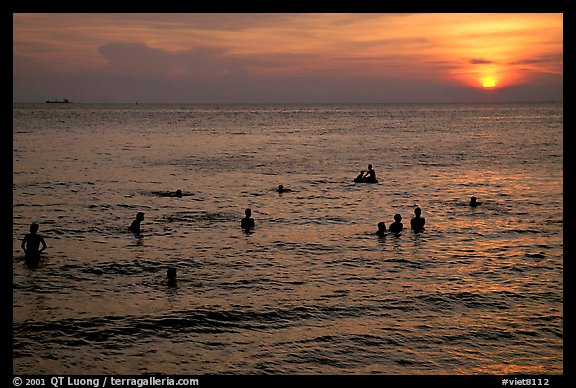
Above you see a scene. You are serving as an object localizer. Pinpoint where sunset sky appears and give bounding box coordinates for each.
[13,13,563,103]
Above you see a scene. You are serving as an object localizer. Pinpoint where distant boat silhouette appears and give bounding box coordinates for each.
[45,98,71,104]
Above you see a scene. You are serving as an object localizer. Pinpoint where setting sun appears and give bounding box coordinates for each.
[482,78,497,89]
[12,13,563,103]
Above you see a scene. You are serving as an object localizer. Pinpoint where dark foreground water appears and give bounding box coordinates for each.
[13,102,563,374]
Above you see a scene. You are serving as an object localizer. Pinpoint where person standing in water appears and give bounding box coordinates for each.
[167,267,177,287]
[388,214,403,234]
[241,208,255,230]
[469,196,481,207]
[376,221,387,237]
[21,223,47,260]
[130,212,145,234]
[410,207,426,232]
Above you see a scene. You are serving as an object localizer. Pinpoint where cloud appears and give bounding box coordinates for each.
[98,42,245,80]
[508,54,563,66]
[469,58,493,65]
[13,13,563,103]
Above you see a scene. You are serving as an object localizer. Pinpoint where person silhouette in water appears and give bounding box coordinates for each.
[277,184,292,193]
[241,208,255,230]
[156,189,183,197]
[354,164,377,183]
[469,196,481,207]
[365,164,377,182]
[410,207,426,232]
[376,221,387,237]
[130,212,145,234]
[388,214,403,234]
[354,170,366,182]
[167,267,177,287]
[21,223,47,261]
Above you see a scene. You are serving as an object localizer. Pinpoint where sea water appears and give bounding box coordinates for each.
[12,102,563,374]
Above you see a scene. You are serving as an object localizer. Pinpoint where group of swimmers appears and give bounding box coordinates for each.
[237,162,481,237]
[376,207,426,237]
[239,205,426,237]
[19,163,483,283]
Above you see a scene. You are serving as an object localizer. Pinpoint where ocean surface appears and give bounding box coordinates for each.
[12,102,563,375]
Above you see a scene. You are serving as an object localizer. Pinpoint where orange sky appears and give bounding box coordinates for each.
[13,13,563,103]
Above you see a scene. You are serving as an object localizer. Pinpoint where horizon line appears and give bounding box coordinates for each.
[12,99,564,105]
